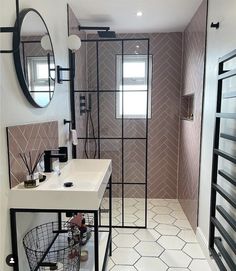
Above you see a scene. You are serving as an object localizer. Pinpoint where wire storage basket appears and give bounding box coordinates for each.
[23,221,81,271]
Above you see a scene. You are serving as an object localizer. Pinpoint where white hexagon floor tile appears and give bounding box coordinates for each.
[112,242,117,252]
[152,206,172,214]
[107,258,115,270]
[168,269,189,271]
[134,219,146,227]
[124,222,137,227]
[122,206,138,215]
[158,236,185,249]
[147,218,158,228]
[138,210,156,219]
[112,229,119,238]
[115,228,138,234]
[113,234,139,248]
[153,214,176,224]
[135,200,154,210]
[155,224,180,236]
[183,243,205,258]
[111,247,140,265]
[160,250,191,268]
[135,241,164,257]
[101,209,120,218]
[124,198,138,207]
[174,219,192,229]
[171,211,188,220]
[168,202,183,211]
[112,199,122,209]
[189,260,212,271]
[149,199,169,206]
[111,266,137,271]
[147,201,155,209]
[101,198,109,208]
[135,257,168,271]
[134,228,160,241]
[178,230,197,243]
[134,210,147,219]
[147,210,156,219]
[121,214,139,224]
[101,216,120,226]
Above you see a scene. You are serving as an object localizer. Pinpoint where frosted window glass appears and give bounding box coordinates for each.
[123,62,145,78]
[116,54,152,119]
[36,64,48,79]
[119,92,147,117]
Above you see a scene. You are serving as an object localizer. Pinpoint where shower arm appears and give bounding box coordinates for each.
[78,26,110,32]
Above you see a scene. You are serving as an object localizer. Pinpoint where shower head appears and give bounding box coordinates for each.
[78,25,116,39]
[98,31,116,38]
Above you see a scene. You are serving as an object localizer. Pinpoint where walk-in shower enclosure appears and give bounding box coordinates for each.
[71,36,151,228]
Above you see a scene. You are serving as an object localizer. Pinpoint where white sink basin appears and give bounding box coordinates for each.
[9,159,112,210]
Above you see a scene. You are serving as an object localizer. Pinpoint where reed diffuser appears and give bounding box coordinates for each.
[19,151,43,188]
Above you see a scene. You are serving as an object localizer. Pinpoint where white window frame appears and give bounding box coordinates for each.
[116,54,152,119]
[27,56,54,93]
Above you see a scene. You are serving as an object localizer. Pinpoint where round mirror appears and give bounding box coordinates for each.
[13,9,55,108]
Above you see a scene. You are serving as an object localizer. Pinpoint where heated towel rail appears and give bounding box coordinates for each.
[209,49,236,271]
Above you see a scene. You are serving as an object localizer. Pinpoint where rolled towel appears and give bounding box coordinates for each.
[70,129,78,146]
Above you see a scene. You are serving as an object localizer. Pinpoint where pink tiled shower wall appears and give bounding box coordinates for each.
[74,33,183,199]
[68,5,183,199]
[7,121,58,188]
[178,0,208,231]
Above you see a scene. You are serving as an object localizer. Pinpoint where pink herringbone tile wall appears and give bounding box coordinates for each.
[81,33,183,198]
[178,0,208,231]
[7,121,58,188]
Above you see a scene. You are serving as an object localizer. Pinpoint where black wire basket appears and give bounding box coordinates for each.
[23,221,81,271]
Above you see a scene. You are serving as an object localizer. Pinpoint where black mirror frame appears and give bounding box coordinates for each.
[13,8,55,108]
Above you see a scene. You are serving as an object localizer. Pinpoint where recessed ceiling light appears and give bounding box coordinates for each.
[137,11,143,17]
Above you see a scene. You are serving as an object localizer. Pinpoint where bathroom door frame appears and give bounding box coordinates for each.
[69,37,150,229]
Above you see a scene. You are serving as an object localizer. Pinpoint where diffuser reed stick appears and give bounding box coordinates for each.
[19,153,31,175]
[19,151,43,175]
[31,152,44,175]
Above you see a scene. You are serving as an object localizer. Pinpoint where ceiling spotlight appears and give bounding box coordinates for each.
[137,11,143,17]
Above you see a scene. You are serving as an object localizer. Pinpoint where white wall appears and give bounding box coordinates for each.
[198,0,236,267]
[0,0,72,269]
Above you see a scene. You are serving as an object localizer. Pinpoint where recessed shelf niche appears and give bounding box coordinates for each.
[181,94,194,121]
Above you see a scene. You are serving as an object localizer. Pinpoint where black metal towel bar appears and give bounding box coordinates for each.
[209,49,236,271]
[0,0,20,54]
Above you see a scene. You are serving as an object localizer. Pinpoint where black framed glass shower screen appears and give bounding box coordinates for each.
[73,37,150,228]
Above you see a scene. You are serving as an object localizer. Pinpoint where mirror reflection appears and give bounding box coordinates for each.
[17,9,55,107]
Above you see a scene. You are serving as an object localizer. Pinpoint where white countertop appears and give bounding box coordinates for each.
[9,159,112,210]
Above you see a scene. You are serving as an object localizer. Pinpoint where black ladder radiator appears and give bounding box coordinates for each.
[209,49,236,271]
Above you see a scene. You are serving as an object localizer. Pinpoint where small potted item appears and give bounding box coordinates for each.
[19,151,44,188]
[70,214,92,245]
[80,250,88,262]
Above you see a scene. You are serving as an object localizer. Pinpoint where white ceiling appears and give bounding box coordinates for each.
[68,0,203,33]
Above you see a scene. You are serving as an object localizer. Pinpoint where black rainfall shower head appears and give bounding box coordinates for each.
[78,25,116,39]
[98,30,116,38]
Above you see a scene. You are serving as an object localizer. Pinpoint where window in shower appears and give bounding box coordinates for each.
[116,54,152,119]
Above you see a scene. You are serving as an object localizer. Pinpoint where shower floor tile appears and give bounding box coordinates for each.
[105,198,211,271]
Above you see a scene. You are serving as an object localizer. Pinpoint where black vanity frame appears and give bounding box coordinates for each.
[9,176,112,271]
